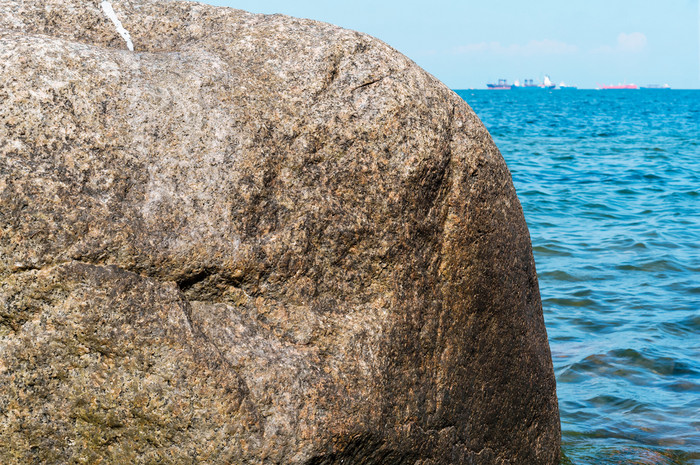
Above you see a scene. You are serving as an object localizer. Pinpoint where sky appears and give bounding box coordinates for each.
[201,0,700,89]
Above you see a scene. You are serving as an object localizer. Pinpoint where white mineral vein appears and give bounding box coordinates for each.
[100,1,134,51]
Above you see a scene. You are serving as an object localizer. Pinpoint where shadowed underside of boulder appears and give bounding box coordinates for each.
[0,0,560,463]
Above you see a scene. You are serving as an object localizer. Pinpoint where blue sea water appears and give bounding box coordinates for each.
[455,89,700,465]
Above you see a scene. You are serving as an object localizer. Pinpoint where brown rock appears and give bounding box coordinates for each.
[0,0,560,463]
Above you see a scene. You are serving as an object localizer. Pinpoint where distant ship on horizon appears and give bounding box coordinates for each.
[512,75,556,89]
[598,83,638,90]
[488,75,565,89]
[558,81,577,89]
[486,79,512,90]
[640,84,671,89]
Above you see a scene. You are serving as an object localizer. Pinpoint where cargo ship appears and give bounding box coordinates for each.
[487,76,566,90]
[486,79,512,90]
[512,75,556,89]
[640,84,671,89]
[598,83,638,89]
[513,79,538,88]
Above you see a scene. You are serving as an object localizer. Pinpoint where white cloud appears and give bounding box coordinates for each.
[616,32,647,52]
[453,39,578,56]
[591,32,647,54]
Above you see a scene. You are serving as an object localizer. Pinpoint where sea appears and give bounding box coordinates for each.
[455,89,700,465]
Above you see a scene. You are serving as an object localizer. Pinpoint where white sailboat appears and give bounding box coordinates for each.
[543,75,555,89]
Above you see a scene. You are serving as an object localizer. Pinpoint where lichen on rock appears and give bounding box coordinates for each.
[0,1,560,463]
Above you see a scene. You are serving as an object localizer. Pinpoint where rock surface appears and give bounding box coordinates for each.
[0,0,560,463]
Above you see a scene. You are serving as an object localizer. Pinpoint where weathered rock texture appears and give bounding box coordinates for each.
[0,0,560,463]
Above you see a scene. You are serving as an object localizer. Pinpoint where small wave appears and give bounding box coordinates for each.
[661,380,700,393]
[615,187,640,195]
[561,444,697,465]
[544,297,598,308]
[532,244,575,257]
[579,349,697,377]
[585,395,653,413]
[615,259,684,273]
[538,270,586,282]
[659,314,700,336]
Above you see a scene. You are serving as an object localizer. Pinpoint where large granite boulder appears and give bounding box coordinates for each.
[0,0,560,463]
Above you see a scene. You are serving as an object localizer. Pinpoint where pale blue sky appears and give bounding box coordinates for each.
[202,0,700,89]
